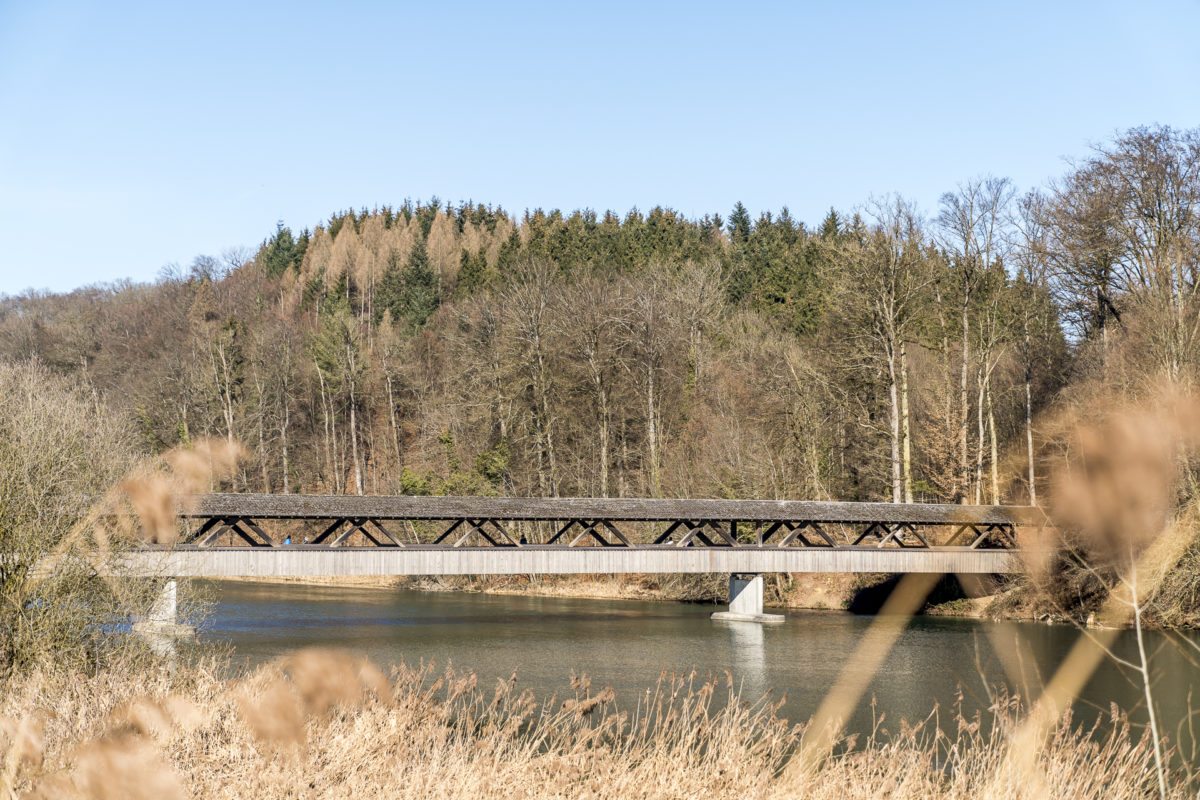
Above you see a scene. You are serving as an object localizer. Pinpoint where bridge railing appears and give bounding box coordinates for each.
[169,494,1044,552]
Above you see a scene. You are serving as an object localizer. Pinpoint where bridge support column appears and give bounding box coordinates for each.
[711,574,785,624]
[132,579,194,656]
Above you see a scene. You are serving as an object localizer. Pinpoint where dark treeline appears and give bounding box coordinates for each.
[2,125,1196,509]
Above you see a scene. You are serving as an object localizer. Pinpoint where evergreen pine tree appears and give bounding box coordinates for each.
[846,212,868,244]
[496,229,522,278]
[328,212,347,240]
[301,266,327,312]
[375,240,440,330]
[399,239,440,328]
[294,229,310,269]
[375,250,405,325]
[819,208,842,239]
[330,270,352,309]
[727,202,753,245]
[261,222,297,278]
[456,247,490,296]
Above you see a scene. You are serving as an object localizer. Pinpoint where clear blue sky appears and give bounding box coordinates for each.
[1,0,1198,295]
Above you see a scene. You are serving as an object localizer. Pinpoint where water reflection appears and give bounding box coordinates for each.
[715,619,767,700]
[198,580,1200,745]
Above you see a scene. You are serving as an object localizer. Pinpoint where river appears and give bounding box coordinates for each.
[199,580,1200,743]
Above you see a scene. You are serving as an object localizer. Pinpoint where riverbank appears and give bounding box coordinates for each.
[216,572,1012,619]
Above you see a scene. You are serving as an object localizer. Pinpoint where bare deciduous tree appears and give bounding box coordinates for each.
[937,176,1014,502]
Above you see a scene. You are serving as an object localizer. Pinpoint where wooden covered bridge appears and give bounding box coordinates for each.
[126,495,1042,624]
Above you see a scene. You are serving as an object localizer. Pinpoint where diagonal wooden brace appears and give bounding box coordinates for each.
[193,516,223,545]
[547,520,578,545]
[486,519,521,546]
[760,521,787,544]
[239,518,276,547]
[365,519,403,546]
[704,520,739,546]
[199,517,274,547]
[454,519,499,547]
[433,519,465,545]
[779,522,815,548]
[853,522,884,546]
[569,520,608,547]
[902,523,930,548]
[311,518,349,545]
[600,520,631,547]
[809,522,838,547]
[677,524,716,547]
[946,524,980,547]
[654,520,686,544]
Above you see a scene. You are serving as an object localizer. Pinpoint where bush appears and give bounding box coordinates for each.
[0,359,148,677]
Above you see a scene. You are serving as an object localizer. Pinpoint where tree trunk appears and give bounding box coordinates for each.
[935,283,956,500]
[531,334,557,497]
[367,422,377,494]
[348,369,363,496]
[960,292,971,503]
[598,385,610,498]
[215,343,236,449]
[279,393,290,494]
[900,340,913,503]
[349,395,362,496]
[257,397,269,493]
[618,416,628,498]
[331,396,342,494]
[316,364,333,493]
[646,360,660,497]
[539,389,557,498]
[975,365,985,505]
[886,342,902,503]
[986,375,1000,504]
[1025,363,1036,505]
[587,356,611,498]
[386,373,402,469]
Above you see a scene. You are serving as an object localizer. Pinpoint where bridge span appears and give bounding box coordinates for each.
[127,495,1041,625]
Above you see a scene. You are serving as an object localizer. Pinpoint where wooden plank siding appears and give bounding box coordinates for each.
[120,545,1020,577]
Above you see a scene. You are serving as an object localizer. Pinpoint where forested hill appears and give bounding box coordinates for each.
[3,125,1194,508]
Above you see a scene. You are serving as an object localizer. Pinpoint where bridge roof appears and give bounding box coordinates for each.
[184,493,1043,526]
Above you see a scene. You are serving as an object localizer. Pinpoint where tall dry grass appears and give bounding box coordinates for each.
[0,648,1188,800]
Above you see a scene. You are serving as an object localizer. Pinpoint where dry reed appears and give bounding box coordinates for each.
[0,648,1190,799]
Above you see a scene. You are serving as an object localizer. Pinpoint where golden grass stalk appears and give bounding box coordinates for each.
[0,649,1184,799]
[788,570,941,778]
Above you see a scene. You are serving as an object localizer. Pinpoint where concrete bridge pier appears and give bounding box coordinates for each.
[132,579,194,657]
[711,574,785,624]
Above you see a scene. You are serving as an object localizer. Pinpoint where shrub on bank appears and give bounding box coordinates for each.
[0,359,145,677]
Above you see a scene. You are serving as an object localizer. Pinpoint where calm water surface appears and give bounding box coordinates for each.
[198,580,1200,739]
